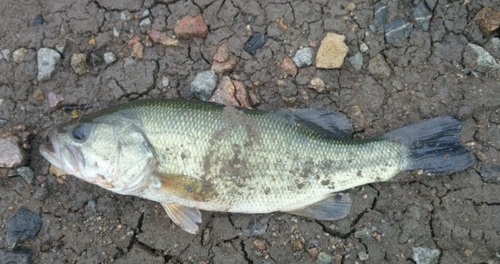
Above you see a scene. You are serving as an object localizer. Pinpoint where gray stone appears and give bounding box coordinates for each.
[190,70,217,101]
[0,249,33,264]
[7,208,43,248]
[37,48,61,81]
[385,16,413,44]
[348,52,363,71]
[354,226,372,238]
[103,52,117,64]
[413,1,432,31]
[315,252,333,264]
[161,76,170,87]
[1,49,11,61]
[16,167,35,184]
[293,47,314,67]
[425,0,437,10]
[139,18,151,27]
[373,2,388,27]
[467,43,499,72]
[358,251,369,261]
[412,247,440,264]
[368,53,392,80]
[0,136,24,168]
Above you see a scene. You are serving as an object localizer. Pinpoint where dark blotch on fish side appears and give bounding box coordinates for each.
[7,208,43,248]
[321,180,330,185]
[244,32,265,55]
[33,14,44,26]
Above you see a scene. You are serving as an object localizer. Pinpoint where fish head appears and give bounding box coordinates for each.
[40,117,155,195]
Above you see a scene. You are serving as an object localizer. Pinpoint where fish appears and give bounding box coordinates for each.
[39,99,475,234]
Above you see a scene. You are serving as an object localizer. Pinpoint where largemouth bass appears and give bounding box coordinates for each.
[40,99,475,233]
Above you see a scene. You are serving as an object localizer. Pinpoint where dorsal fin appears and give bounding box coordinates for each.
[273,108,352,138]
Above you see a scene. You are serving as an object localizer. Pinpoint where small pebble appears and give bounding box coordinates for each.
[348,52,363,70]
[113,27,120,37]
[103,52,117,64]
[354,227,372,239]
[33,186,49,200]
[359,42,369,52]
[412,247,441,264]
[161,76,170,87]
[308,248,319,259]
[190,70,217,101]
[345,2,356,12]
[33,14,44,26]
[368,53,392,80]
[37,47,61,81]
[394,210,403,221]
[7,208,43,248]
[47,91,64,108]
[16,167,35,184]
[281,57,298,77]
[292,239,304,251]
[13,48,28,63]
[174,14,209,39]
[244,32,265,55]
[308,77,326,93]
[1,49,10,61]
[0,136,25,168]
[70,53,88,75]
[131,42,144,59]
[139,18,151,28]
[202,228,210,245]
[293,47,314,67]
[358,251,369,261]
[315,252,333,264]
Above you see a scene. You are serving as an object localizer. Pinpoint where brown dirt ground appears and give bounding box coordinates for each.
[1,0,499,263]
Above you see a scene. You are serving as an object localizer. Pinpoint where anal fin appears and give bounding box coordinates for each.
[286,193,352,220]
[162,203,202,234]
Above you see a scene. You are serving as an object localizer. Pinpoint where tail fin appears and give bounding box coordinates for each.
[384,116,475,173]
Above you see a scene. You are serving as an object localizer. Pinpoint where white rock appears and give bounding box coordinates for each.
[37,48,61,81]
[103,52,117,64]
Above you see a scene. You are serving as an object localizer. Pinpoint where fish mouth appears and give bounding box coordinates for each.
[39,132,85,175]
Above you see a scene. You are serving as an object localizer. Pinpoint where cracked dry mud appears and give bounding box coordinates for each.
[0,0,499,263]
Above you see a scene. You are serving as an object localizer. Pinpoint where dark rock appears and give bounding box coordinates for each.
[32,14,44,26]
[0,248,33,264]
[7,208,43,248]
[425,0,437,10]
[385,16,413,44]
[413,1,432,31]
[244,32,265,56]
[373,2,388,27]
[16,167,34,184]
[243,218,268,236]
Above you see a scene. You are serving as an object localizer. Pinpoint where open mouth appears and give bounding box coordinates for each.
[39,133,85,175]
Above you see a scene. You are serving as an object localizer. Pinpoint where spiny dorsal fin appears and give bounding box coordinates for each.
[162,203,202,234]
[274,108,352,138]
[286,193,352,220]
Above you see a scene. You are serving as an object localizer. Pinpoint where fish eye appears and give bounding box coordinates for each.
[72,124,90,142]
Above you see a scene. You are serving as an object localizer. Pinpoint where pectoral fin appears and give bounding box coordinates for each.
[162,203,202,234]
[286,193,352,220]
